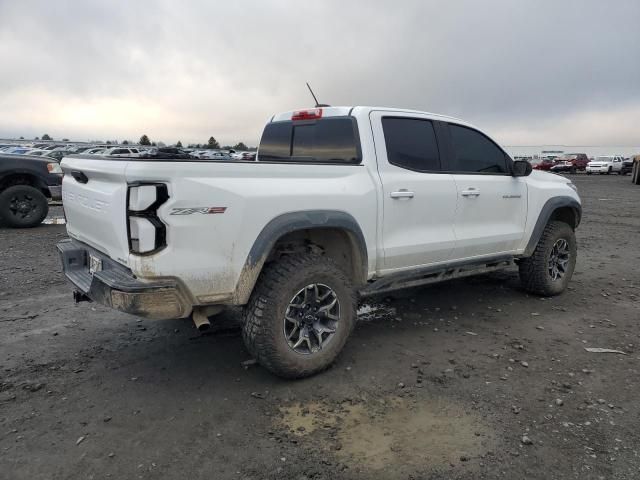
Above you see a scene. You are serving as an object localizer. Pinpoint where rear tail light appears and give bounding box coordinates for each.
[127,184,168,254]
[292,108,322,121]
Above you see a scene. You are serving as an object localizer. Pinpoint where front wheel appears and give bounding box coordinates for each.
[519,221,577,296]
[0,185,49,228]
[242,254,356,378]
[607,167,612,175]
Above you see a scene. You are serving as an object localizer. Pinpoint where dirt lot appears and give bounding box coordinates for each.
[1,174,639,480]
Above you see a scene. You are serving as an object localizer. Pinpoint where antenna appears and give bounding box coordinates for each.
[306,82,330,107]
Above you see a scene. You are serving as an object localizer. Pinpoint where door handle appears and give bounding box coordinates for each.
[461,188,480,197]
[390,190,414,199]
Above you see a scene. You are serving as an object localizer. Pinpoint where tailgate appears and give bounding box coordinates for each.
[61,157,130,265]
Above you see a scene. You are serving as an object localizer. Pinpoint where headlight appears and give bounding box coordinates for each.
[567,183,578,193]
[47,162,63,174]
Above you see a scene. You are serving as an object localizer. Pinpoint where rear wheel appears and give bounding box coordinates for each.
[570,166,577,174]
[519,221,577,296]
[0,185,48,228]
[242,254,356,378]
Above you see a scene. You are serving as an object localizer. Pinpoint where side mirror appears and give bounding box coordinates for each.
[512,160,532,177]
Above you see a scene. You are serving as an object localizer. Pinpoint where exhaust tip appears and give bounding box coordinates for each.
[192,309,211,332]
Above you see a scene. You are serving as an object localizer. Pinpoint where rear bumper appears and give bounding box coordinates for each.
[57,238,192,320]
[48,185,62,200]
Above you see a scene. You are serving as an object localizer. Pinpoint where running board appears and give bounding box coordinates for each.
[360,256,515,297]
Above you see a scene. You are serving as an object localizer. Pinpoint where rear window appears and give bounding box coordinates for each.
[258,117,360,164]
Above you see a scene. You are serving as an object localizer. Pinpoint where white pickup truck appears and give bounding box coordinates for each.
[58,106,582,378]
[585,155,625,174]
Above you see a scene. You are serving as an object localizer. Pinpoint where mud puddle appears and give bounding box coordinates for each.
[279,395,495,472]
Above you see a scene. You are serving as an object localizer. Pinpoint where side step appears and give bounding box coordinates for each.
[360,257,515,297]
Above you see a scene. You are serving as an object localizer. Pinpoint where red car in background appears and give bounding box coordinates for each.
[532,158,556,171]
[550,153,589,173]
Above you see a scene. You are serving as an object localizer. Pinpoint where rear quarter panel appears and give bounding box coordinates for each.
[124,161,378,304]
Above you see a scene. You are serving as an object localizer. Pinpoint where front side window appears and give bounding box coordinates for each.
[449,124,507,174]
[382,117,440,172]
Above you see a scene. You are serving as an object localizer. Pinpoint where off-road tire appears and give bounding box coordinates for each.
[0,185,48,228]
[242,254,357,378]
[519,221,577,296]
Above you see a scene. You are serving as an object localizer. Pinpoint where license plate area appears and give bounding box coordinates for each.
[89,254,103,275]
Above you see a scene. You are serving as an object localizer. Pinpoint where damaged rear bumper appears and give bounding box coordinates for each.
[57,238,192,320]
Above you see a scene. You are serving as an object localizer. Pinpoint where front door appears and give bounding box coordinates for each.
[444,122,527,259]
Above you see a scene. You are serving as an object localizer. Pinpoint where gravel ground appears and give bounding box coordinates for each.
[1,174,639,480]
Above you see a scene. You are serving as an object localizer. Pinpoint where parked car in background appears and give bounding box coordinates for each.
[586,155,625,174]
[84,148,106,155]
[102,147,141,158]
[532,158,556,171]
[621,158,633,175]
[46,151,73,161]
[138,147,192,159]
[550,153,588,173]
[0,154,63,227]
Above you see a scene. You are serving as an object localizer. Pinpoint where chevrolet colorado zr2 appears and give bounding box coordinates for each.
[57,106,582,378]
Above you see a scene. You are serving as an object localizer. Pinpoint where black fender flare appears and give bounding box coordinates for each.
[523,196,582,257]
[233,210,368,304]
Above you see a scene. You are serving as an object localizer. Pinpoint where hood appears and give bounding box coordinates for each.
[528,169,571,184]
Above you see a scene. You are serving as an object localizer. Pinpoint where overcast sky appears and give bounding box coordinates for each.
[0,0,639,146]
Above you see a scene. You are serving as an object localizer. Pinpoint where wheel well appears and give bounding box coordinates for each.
[549,206,579,229]
[266,227,367,285]
[0,174,50,198]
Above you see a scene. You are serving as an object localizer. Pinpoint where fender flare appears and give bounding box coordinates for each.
[233,210,368,304]
[523,196,582,257]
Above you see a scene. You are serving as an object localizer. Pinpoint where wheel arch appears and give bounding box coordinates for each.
[0,172,51,198]
[523,196,581,257]
[233,210,368,305]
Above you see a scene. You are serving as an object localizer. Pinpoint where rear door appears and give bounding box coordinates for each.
[443,122,527,259]
[370,111,457,272]
[61,156,131,264]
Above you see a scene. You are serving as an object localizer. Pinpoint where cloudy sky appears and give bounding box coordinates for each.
[0,0,638,147]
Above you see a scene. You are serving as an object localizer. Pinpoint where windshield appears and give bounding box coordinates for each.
[595,156,613,162]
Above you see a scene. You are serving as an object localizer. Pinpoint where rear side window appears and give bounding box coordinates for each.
[382,117,440,172]
[258,117,360,164]
[449,124,507,174]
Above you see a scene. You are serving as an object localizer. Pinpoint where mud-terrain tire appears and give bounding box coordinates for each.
[519,221,577,296]
[242,254,356,378]
[0,185,48,228]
